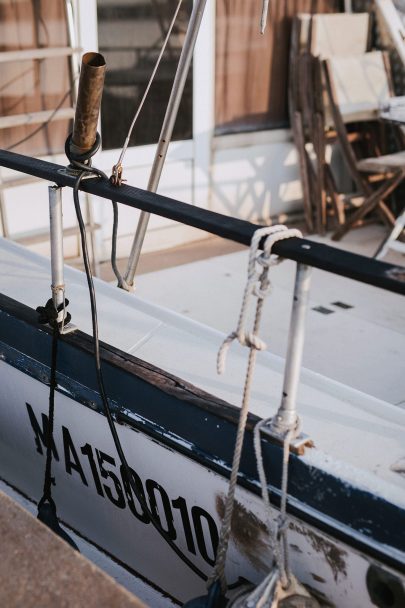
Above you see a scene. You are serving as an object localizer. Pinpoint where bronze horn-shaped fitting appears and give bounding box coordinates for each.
[71,52,106,156]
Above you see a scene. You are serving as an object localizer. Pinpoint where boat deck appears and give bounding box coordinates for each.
[1,234,404,509]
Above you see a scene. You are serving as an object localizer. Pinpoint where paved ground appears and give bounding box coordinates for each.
[0,489,146,608]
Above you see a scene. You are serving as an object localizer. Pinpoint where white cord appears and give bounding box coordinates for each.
[210,226,302,594]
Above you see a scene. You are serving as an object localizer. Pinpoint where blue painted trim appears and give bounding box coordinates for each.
[0,294,404,574]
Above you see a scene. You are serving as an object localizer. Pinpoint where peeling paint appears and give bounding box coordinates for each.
[311,573,326,584]
[290,523,347,582]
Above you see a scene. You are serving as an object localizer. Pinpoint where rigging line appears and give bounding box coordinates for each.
[72,166,207,581]
[42,320,59,504]
[113,0,183,172]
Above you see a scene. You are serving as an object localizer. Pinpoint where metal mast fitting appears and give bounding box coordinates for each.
[48,185,74,333]
[262,263,313,453]
[69,52,106,159]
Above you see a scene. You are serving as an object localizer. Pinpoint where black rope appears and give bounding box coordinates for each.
[38,309,58,504]
[71,162,208,581]
[35,298,78,550]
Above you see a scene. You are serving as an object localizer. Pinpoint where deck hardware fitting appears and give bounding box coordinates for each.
[260,426,313,456]
[48,185,76,335]
[269,263,312,438]
[110,163,125,187]
[312,306,334,314]
[331,301,353,309]
[57,167,100,180]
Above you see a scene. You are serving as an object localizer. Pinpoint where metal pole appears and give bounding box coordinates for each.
[49,185,66,325]
[123,0,208,289]
[270,263,312,435]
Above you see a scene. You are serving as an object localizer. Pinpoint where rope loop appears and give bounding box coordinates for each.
[217,225,301,375]
[211,225,302,595]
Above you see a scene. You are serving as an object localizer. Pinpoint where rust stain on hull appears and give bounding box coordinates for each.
[216,494,271,571]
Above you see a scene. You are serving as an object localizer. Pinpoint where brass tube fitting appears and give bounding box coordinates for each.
[71,52,106,156]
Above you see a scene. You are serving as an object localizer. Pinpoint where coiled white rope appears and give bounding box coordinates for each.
[210,225,302,594]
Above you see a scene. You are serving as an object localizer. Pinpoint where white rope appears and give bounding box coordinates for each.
[241,415,303,607]
[113,0,183,173]
[210,225,301,594]
[217,226,302,375]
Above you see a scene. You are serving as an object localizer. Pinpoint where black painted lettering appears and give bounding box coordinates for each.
[172,496,196,554]
[96,450,125,509]
[62,426,87,486]
[191,506,219,566]
[81,443,104,496]
[26,402,59,460]
[120,465,150,523]
[146,479,176,540]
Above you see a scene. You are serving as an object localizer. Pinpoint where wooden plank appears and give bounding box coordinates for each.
[293,111,314,232]
[0,47,82,63]
[333,170,402,240]
[0,108,75,130]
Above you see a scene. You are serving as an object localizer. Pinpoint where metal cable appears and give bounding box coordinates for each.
[113,0,183,172]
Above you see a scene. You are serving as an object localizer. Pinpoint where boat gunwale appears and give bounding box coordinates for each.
[1,291,405,576]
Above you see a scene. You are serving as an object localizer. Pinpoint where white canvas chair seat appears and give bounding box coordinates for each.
[311,13,371,128]
[357,151,405,173]
[311,12,370,58]
[327,52,391,123]
[323,50,404,241]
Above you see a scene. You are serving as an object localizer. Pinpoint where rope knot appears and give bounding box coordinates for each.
[216,226,302,375]
[276,514,289,537]
[36,298,71,327]
[237,331,267,351]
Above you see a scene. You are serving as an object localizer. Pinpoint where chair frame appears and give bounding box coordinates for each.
[322,55,400,241]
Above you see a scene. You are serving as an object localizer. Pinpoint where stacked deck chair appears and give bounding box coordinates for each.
[289,11,405,238]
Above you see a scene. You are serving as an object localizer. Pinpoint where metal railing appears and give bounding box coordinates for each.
[0,145,404,440]
[0,148,404,296]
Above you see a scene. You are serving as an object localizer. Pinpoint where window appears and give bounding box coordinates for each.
[0,1,73,156]
[97,0,193,150]
[215,0,341,135]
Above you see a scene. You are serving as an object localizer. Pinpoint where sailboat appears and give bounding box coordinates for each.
[0,3,405,607]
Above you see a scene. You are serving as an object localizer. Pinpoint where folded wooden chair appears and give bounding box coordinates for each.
[289,14,314,232]
[289,12,371,234]
[309,12,371,234]
[323,51,404,241]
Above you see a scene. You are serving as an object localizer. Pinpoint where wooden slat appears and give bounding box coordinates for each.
[0,47,82,63]
[0,108,75,130]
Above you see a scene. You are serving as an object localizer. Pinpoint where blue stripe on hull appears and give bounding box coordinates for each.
[0,293,404,574]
